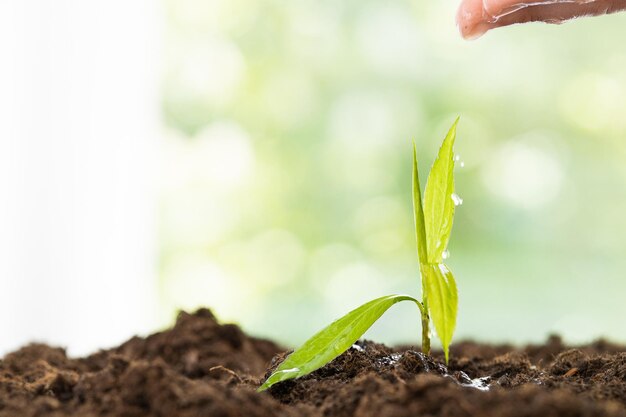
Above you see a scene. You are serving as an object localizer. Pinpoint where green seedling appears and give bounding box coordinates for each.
[259,119,461,392]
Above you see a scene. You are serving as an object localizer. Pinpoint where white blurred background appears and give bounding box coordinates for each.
[0,1,160,355]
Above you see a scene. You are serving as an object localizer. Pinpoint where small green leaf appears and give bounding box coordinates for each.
[412,142,429,266]
[423,263,458,363]
[424,118,458,263]
[258,294,423,391]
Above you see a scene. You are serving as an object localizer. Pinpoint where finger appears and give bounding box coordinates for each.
[481,0,564,19]
[457,0,626,39]
[458,0,531,39]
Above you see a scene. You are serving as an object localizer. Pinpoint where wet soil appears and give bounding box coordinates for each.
[1,309,624,417]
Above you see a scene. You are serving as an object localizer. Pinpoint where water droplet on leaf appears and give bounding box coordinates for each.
[278,367,300,375]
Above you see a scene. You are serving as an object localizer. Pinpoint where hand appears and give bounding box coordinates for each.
[457,0,626,39]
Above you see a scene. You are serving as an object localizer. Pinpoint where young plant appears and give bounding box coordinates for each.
[258,119,460,391]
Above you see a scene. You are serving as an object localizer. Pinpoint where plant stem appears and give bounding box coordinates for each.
[412,143,431,356]
[420,275,431,355]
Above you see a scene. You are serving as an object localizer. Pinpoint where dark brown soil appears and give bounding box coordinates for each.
[1,309,624,417]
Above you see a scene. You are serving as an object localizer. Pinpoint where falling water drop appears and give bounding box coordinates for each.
[451,193,463,206]
[442,250,450,260]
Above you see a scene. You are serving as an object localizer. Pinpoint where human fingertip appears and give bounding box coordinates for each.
[456,0,490,40]
[458,22,489,40]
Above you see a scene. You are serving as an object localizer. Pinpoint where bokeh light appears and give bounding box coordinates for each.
[154,0,626,350]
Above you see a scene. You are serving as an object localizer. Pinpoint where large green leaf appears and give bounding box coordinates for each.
[423,263,458,363]
[412,142,429,266]
[258,294,423,391]
[423,119,458,263]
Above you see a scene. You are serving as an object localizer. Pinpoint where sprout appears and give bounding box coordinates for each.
[259,119,460,391]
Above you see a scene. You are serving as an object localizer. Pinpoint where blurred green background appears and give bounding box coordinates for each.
[157,0,626,349]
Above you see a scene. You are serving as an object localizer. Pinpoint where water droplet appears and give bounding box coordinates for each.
[429,327,437,339]
[442,250,450,260]
[451,193,463,206]
[333,336,350,353]
[278,367,300,375]
[454,154,461,162]
[460,161,465,168]
[351,343,365,352]
[461,375,491,392]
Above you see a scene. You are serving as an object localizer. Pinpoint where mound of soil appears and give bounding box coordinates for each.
[1,309,624,417]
